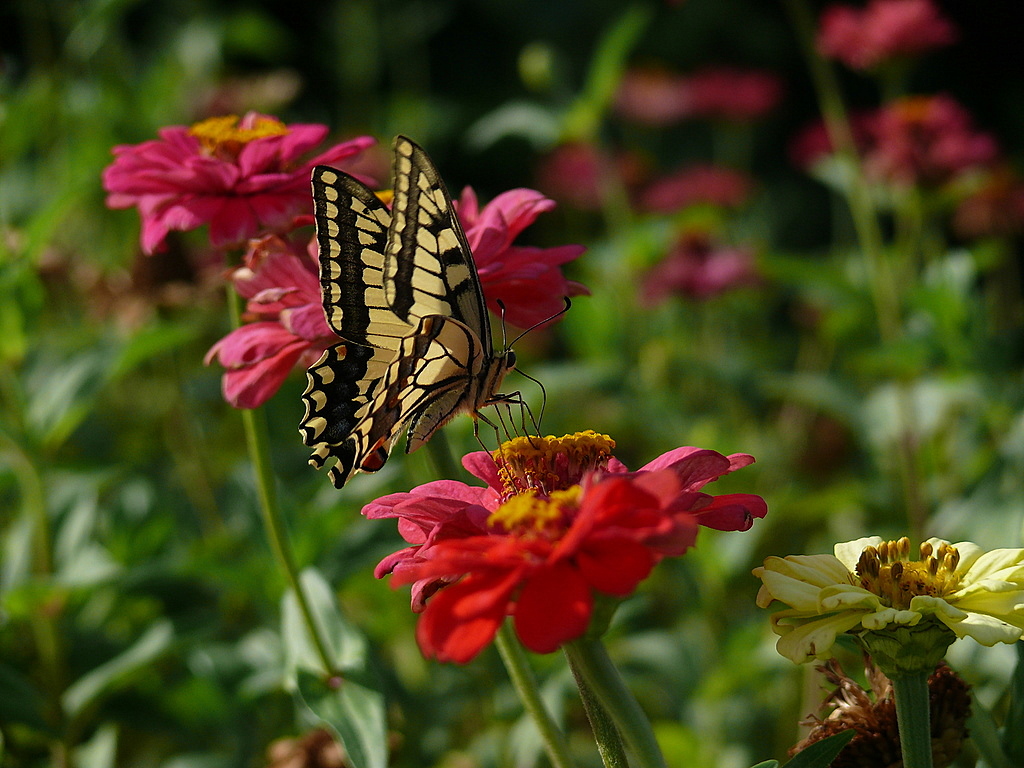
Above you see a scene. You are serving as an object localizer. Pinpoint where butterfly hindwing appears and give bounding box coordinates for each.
[300,136,514,488]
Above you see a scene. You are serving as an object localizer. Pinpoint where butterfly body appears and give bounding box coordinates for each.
[300,136,515,488]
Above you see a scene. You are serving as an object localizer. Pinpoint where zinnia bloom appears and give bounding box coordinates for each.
[791,96,998,189]
[205,226,335,408]
[685,67,783,122]
[640,231,760,304]
[754,536,1024,666]
[367,432,766,663]
[638,164,752,213]
[818,0,957,71]
[456,187,588,328]
[614,68,693,125]
[103,112,375,254]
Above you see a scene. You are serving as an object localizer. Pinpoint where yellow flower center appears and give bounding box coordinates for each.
[189,114,289,158]
[855,537,962,610]
[376,189,395,207]
[492,431,616,499]
[488,487,581,536]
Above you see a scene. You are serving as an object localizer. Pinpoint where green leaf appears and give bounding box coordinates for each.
[748,762,779,768]
[75,724,118,768]
[971,689,1015,768]
[782,729,855,768]
[62,619,175,719]
[0,662,52,733]
[282,568,387,768]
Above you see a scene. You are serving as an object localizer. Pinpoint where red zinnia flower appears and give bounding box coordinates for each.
[818,0,956,71]
[103,112,375,254]
[204,225,335,408]
[614,68,693,125]
[366,432,767,663]
[457,187,589,329]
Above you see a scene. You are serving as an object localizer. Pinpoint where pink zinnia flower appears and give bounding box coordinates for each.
[456,187,588,329]
[366,432,767,662]
[818,0,957,71]
[638,164,753,213]
[641,231,760,303]
[867,95,998,187]
[686,67,783,122]
[614,68,692,125]
[952,167,1024,239]
[205,226,335,408]
[535,142,646,211]
[103,112,375,254]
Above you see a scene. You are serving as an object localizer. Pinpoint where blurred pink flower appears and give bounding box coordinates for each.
[686,67,783,122]
[615,66,782,125]
[456,187,589,328]
[614,68,692,125]
[205,226,335,408]
[791,96,998,188]
[638,164,753,213]
[535,141,646,211]
[641,231,760,303]
[818,0,956,71]
[868,95,998,186]
[367,432,766,663]
[103,112,375,254]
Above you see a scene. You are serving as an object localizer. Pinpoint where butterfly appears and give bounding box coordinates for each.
[299,135,517,488]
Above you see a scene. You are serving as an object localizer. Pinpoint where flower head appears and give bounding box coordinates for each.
[755,536,1024,666]
[818,0,957,71]
[685,67,783,122]
[205,226,335,408]
[456,187,588,328]
[367,432,766,662]
[638,164,752,214]
[640,231,760,304]
[103,112,375,254]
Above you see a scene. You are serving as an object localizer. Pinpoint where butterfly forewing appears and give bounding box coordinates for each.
[300,136,514,489]
[385,137,491,351]
[311,166,412,348]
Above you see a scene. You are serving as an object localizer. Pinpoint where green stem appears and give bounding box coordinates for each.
[566,647,630,768]
[564,637,667,768]
[892,671,934,768]
[226,286,337,677]
[494,624,575,768]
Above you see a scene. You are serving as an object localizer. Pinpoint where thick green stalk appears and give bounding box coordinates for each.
[494,624,575,768]
[564,637,666,768]
[892,671,934,768]
[226,286,337,677]
[565,645,630,768]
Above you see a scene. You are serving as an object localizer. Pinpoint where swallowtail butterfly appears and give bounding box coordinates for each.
[299,136,516,488]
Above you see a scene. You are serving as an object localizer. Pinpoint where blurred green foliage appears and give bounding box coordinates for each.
[3,1,1024,767]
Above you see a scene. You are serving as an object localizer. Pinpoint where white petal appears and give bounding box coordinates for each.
[759,569,827,611]
[910,595,967,622]
[938,611,1024,646]
[961,548,1024,583]
[818,584,881,612]
[834,537,883,570]
[774,611,867,664]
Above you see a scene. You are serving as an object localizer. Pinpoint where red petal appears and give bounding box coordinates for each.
[514,562,593,654]
[417,571,519,663]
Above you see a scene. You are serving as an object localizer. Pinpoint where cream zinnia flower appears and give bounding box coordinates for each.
[754,536,1024,665]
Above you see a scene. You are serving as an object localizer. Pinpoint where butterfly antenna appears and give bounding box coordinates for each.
[515,370,547,434]
[507,297,572,349]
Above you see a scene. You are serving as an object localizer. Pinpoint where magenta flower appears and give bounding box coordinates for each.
[456,187,588,329]
[686,67,783,122]
[103,112,375,254]
[791,96,998,188]
[614,68,692,126]
[204,226,336,408]
[366,432,766,662]
[638,164,753,213]
[818,0,956,71]
[641,231,760,304]
[614,66,782,125]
